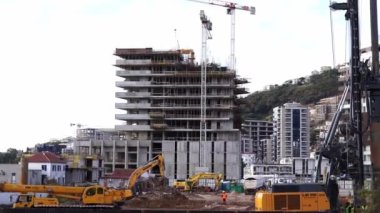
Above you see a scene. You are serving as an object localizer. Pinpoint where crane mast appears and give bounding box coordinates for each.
[189,0,255,71]
[199,10,212,167]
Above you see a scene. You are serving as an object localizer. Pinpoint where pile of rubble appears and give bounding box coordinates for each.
[123,177,254,210]
[124,189,206,209]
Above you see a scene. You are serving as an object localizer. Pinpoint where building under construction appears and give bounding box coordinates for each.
[110,47,247,180]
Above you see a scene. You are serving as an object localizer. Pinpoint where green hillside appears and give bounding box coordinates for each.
[242,69,340,120]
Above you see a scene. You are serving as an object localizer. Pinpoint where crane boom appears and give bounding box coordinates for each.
[188,0,255,71]
[189,0,255,13]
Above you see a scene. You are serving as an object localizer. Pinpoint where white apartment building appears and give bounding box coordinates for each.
[241,120,273,161]
[273,102,310,161]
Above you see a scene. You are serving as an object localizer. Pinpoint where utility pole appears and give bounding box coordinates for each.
[200,10,212,167]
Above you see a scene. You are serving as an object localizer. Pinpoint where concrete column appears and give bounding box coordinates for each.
[101,139,104,157]
[149,142,152,160]
[89,139,92,155]
[137,140,140,167]
[112,140,116,172]
[124,140,128,169]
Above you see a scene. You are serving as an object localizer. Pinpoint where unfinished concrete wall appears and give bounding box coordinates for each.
[189,142,200,176]
[162,142,175,178]
[213,141,225,175]
[176,141,187,180]
[226,141,240,180]
[138,147,148,166]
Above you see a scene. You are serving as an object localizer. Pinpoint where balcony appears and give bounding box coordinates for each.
[115,103,151,109]
[151,93,232,99]
[116,81,151,88]
[116,70,152,77]
[115,114,150,120]
[115,125,151,131]
[149,112,165,119]
[116,59,152,65]
[151,123,168,129]
[116,92,151,98]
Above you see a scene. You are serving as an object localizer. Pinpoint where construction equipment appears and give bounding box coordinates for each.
[125,154,165,191]
[12,195,59,208]
[173,172,223,191]
[189,0,255,71]
[313,0,380,210]
[243,177,266,195]
[255,183,330,212]
[0,183,131,208]
[0,154,165,208]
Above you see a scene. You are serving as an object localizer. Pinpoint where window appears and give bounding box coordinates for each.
[41,165,47,171]
[97,187,104,194]
[57,165,61,171]
[52,165,56,171]
[86,188,96,196]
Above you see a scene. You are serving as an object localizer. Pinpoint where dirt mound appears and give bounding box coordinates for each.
[124,190,206,209]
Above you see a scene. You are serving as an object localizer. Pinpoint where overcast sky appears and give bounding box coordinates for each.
[0,0,376,151]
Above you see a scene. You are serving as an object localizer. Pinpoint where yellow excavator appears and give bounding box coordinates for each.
[173,172,223,192]
[0,154,165,208]
[125,154,165,192]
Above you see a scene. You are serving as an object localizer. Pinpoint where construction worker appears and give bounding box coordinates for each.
[344,202,354,213]
[221,191,228,204]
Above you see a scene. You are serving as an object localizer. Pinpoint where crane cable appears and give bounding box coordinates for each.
[329,0,337,68]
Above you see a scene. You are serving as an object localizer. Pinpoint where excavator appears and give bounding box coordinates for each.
[0,154,165,208]
[173,172,223,192]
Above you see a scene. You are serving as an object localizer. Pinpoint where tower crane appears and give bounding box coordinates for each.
[189,0,255,71]
[199,10,212,167]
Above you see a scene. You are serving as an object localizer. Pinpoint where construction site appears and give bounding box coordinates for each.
[2,0,380,212]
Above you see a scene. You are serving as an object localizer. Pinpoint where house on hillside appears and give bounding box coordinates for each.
[28,151,66,185]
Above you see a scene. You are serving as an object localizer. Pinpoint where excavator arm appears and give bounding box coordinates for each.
[126,154,165,190]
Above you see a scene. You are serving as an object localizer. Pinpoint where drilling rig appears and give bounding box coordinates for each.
[315,0,380,210]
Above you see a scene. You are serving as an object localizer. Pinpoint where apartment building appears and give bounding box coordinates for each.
[241,120,273,160]
[74,48,245,180]
[273,102,310,161]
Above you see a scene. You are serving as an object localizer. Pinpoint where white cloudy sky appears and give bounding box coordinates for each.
[0,0,376,151]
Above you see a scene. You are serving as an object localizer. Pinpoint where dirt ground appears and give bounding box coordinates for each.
[122,189,255,211]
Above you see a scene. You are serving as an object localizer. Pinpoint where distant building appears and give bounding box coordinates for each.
[243,157,329,179]
[241,120,273,161]
[99,169,134,188]
[310,96,339,124]
[0,164,21,183]
[273,102,310,161]
[27,152,66,185]
[64,153,102,185]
